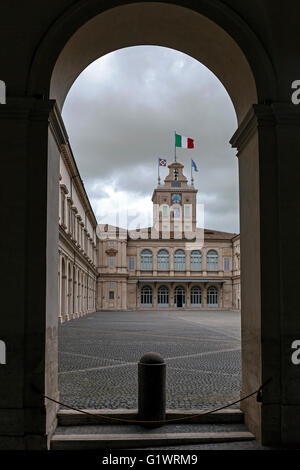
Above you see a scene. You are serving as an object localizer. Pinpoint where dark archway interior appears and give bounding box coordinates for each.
[4,0,298,450]
[49,3,258,124]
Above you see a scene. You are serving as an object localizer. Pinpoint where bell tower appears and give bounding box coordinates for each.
[152,162,197,238]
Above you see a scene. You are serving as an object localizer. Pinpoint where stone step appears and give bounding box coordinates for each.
[57,408,244,426]
[51,430,254,450]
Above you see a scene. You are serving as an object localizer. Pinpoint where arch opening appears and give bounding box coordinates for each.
[40,0,278,445]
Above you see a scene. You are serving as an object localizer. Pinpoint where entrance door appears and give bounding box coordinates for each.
[174,286,186,308]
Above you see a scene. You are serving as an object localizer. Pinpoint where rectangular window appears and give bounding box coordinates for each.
[162,206,168,217]
[129,256,135,270]
[109,282,114,288]
[109,241,115,246]
[224,257,230,271]
[109,291,114,300]
[68,202,72,232]
[72,212,76,238]
[61,193,65,225]
[109,257,115,268]
[184,205,190,217]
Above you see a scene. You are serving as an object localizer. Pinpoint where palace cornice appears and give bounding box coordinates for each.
[135,278,227,283]
[97,274,129,281]
[126,237,233,245]
[152,187,198,192]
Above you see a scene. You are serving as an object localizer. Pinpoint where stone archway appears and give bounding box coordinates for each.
[3,0,300,449]
[32,2,277,446]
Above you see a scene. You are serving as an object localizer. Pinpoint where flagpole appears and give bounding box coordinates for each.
[191,158,194,185]
[174,131,177,162]
[158,158,160,185]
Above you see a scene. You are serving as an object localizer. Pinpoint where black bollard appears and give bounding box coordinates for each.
[138,352,166,427]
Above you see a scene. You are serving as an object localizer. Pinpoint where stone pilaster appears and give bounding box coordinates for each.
[0,98,60,449]
[231,103,300,446]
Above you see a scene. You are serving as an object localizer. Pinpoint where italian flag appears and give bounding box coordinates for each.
[175,133,194,149]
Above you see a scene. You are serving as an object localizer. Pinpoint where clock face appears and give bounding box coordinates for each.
[172,193,181,203]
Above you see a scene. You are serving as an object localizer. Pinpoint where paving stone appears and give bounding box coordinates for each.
[58,310,241,411]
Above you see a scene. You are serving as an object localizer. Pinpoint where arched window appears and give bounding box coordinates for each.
[141,285,152,307]
[191,250,202,271]
[174,249,186,271]
[174,285,186,307]
[191,286,202,307]
[68,263,72,315]
[207,286,218,307]
[173,205,181,219]
[140,249,153,270]
[158,285,169,307]
[157,249,170,271]
[207,250,218,271]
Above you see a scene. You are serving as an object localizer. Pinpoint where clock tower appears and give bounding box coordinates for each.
[152,162,197,238]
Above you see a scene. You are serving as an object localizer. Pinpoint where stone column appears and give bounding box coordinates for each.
[219,284,223,308]
[170,284,174,308]
[121,241,127,272]
[186,283,191,308]
[202,248,207,274]
[136,247,141,275]
[202,284,207,308]
[169,247,174,275]
[186,250,191,275]
[153,248,157,275]
[153,282,157,309]
[137,283,140,309]
[121,281,127,310]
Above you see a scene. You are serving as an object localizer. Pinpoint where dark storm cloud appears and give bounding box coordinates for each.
[62,46,239,233]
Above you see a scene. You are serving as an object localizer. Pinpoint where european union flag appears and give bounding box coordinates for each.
[191,159,199,172]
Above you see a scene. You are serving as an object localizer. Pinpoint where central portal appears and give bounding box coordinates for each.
[174,286,186,308]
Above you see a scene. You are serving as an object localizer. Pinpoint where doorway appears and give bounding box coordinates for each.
[174,286,186,308]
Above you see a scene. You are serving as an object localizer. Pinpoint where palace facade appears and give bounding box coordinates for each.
[97,162,241,311]
[58,144,240,318]
[58,144,98,323]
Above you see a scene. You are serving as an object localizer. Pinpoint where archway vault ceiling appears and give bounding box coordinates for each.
[27,2,277,125]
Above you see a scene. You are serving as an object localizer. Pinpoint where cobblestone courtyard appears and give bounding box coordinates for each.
[58,309,241,410]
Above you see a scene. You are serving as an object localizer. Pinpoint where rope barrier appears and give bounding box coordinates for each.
[38,377,272,424]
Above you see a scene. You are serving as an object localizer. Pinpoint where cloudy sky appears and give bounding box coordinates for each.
[62,46,239,234]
